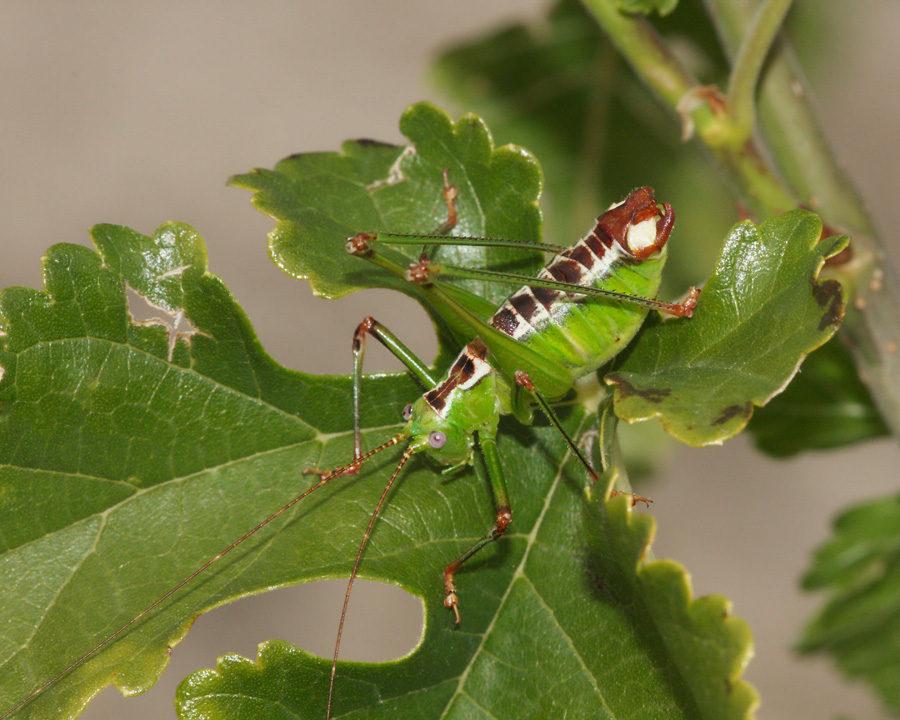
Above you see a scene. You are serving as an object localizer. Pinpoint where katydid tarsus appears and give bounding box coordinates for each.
[4,175,699,720]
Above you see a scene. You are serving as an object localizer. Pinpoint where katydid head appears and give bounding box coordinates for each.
[401,397,474,468]
[601,186,674,261]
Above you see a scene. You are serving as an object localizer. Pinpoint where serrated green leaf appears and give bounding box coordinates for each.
[0,102,764,718]
[174,459,757,720]
[431,0,881,462]
[1,104,763,720]
[606,212,847,446]
[748,337,889,456]
[0,223,423,719]
[584,471,757,720]
[798,494,900,712]
[0,249,759,720]
[230,102,544,309]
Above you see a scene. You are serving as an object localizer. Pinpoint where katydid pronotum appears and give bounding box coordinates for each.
[4,176,698,720]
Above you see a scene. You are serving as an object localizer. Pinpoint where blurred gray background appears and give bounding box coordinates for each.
[2,2,899,718]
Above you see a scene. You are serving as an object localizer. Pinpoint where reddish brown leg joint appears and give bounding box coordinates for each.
[443,506,512,625]
[406,257,435,284]
[346,232,376,257]
[514,370,535,392]
[609,489,652,507]
[352,316,377,354]
[439,168,459,234]
[670,286,702,318]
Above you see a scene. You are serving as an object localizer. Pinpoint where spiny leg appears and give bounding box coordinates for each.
[305,317,438,479]
[434,168,459,236]
[443,432,512,624]
[514,371,650,507]
[418,261,702,318]
[320,168,459,476]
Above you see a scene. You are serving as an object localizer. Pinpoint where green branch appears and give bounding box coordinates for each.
[579,0,796,218]
[726,0,795,139]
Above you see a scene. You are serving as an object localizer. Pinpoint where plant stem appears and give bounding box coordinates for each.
[704,0,900,435]
[704,0,872,233]
[579,0,796,218]
[726,0,795,140]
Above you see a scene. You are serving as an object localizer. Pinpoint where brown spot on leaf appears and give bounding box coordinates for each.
[813,278,845,330]
[713,403,751,426]
[608,375,671,403]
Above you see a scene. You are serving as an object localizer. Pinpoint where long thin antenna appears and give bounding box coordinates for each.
[2,432,409,720]
[325,448,413,720]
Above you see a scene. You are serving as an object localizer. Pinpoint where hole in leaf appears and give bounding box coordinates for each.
[80,580,423,720]
[125,287,206,362]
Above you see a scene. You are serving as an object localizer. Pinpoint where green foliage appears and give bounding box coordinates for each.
[748,338,889,456]
[432,0,883,457]
[230,103,544,309]
[0,222,413,719]
[1,0,893,718]
[799,494,900,712]
[175,466,757,720]
[0,103,776,720]
[240,103,844,452]
[585,471,757,720]
[607,212,847,445]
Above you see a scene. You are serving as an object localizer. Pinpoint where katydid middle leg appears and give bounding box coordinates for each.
[514,370,650,507]
[442,432,513,624]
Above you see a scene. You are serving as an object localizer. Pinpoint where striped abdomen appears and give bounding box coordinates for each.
[489,187,672,382]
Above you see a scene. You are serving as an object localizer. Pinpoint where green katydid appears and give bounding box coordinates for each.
[2,176,698,720]
[306,176,698,717]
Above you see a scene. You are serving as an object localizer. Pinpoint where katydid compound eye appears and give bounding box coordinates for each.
[428,431,447,449]
[401,403,413,421]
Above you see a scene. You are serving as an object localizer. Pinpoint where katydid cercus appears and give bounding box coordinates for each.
[4,179,698,720]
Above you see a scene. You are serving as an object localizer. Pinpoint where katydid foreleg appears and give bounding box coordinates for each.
[305,317,439,480]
